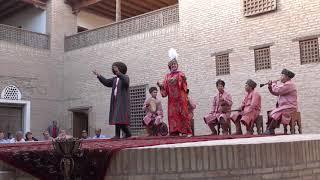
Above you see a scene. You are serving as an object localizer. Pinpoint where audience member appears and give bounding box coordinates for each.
[92,128,108,139]
[10,131,25,143]
[42,130,53,141]
[25,132,38,141]
[81,130,89,139]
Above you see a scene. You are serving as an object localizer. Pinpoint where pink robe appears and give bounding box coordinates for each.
[231,90,261,127]
[160,71,191,135]
[204,91,233,125]
[268,80,298,125]
[143,97,164,126]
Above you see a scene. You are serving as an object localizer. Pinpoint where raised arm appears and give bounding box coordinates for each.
[270,82,295,96]
[97,75,114,87]
[158,78,168,98]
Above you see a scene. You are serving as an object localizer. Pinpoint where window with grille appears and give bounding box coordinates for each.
[1,85,22,100]
[129,85,147,136]
[243,0,277,17]
[254,47,271,71]
[216,54,230,76]
[299,38,319,64]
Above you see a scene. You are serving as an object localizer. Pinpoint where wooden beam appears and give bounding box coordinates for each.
[142,0,167,8]
[100,1,136,17]
[121,4,143,16]
[86,7,114,19]
[157,0,169,6]
[20,0,47,8]
[89,6,129,19]
[72,0,103,11]
[88,6,115,18]
[121,1,147,15]
[126,0,153,11]
[0,0,18,13]
[0,3,27,20]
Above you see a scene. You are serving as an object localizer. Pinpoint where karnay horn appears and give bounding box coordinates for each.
[260,79,280,88]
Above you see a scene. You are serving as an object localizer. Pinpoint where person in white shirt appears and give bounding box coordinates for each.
[10,131,25,143]
[92,128,109,139]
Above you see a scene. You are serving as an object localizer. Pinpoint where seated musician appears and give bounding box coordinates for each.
[231,79,261,135]
[204,79,233,135]
[143,87,165,136]
[264,69,297,135]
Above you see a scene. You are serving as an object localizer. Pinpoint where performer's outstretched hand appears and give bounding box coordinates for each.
[92,70,100,76]
[157,81,163,88]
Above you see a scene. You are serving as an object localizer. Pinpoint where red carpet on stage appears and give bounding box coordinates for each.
[0,134,266,180]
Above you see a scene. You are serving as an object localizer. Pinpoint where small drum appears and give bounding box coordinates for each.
[156,122,168,136]
[148,98,157,113]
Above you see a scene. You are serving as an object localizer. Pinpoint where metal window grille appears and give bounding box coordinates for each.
[243,0,277,17]
[0,85,22,100]
[299,38,319,64]
[254,47,271,71]
[216,54,230,76]
[129,85,147,136]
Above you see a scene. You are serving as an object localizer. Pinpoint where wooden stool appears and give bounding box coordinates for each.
[217,119,231,135]
[253,115,263,135]
[284,111,302,134]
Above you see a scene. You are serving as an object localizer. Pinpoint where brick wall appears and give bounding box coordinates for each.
[0,0,76,137]
[0,0,319,137]
[105,137,320,180]
[63,0,320,135]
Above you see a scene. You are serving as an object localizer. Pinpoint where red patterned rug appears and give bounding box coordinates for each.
[0,134,268,180]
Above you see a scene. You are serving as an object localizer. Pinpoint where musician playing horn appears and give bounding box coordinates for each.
[231,79,261,135]
[204,79,233,135]
[264,69,298,135]
[143,87,164,136]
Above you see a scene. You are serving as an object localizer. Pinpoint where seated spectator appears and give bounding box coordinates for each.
[56,129,72,139]
[92,128,109,139]
[25,132,38,142]
[0,131,8,144]
[10,131,25,143]
[81,130,89,139]
[42,130,53,141]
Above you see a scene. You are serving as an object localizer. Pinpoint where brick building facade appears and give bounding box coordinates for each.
[0,0,319,137]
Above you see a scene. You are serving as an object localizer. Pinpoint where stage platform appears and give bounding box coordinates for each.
[1,134,320,180]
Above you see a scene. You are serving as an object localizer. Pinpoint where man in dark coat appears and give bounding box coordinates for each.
[93,62,132,138]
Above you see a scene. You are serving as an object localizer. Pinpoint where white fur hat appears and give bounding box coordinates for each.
[168,48,178,61]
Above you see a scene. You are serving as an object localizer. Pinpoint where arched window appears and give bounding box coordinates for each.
[1,85,22,100]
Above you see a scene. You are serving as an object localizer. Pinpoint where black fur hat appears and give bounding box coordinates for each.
[112,62,127,75]
[281,68,295,79]
[246,79,257,89]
